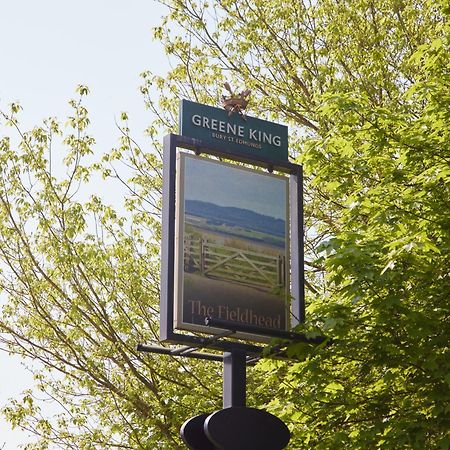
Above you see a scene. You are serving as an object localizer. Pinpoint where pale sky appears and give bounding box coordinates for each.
[0,1,169,447]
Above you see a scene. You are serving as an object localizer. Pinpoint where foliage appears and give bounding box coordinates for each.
[260,27,450,449]
[149,0,450,448]
[0,87,223,449]
[1,0,449,449]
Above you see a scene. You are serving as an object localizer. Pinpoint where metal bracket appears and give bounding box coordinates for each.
[137,329,236,363]
[204,316,329,345]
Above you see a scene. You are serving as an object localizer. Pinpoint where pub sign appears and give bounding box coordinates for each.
[174,153,290,340]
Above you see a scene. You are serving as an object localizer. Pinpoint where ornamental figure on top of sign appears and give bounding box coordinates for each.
[222,82,251,119]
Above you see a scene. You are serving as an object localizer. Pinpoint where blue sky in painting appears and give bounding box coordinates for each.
[183,155,288,220]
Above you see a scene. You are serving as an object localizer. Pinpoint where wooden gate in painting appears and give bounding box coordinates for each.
[184,235,285,291]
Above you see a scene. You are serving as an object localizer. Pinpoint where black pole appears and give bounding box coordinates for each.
[223,350,246,408]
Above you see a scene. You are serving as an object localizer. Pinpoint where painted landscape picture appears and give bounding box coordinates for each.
[175,153,290,338]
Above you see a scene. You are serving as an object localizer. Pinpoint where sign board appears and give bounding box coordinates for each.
[174,153,290,340]
[180,99,289,162]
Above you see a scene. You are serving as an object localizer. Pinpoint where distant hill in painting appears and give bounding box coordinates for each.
[185,200,286,238]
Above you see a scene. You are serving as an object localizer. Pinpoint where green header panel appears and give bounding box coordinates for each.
[180,99,288,162]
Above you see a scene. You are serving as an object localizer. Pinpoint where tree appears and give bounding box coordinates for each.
[1,0,449,449]
[0,90,228,449]
[261,26,450,449]
[148,0,449,448]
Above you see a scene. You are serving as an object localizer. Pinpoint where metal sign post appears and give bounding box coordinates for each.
[223,350,246,408]
[179,347,291,450]
[137,100,326,449]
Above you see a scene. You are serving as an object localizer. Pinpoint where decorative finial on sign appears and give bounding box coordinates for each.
[221,83,251,119]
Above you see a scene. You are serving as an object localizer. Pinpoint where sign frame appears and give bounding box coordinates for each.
[160,133,304,352]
